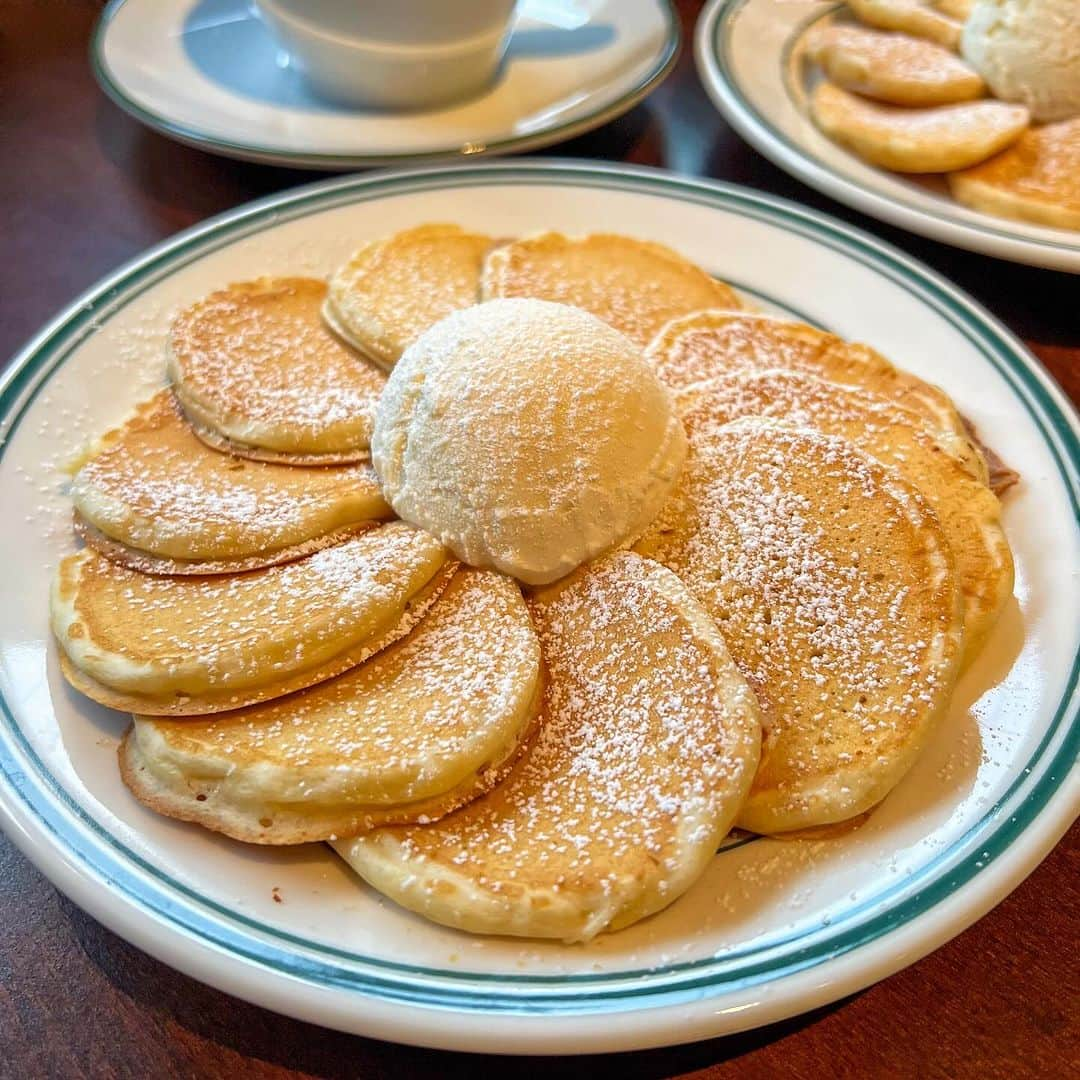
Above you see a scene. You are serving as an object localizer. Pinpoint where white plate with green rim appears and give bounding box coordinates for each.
[694,0,1080,273]
[1,161,1077,1054]
[91,0,679,169]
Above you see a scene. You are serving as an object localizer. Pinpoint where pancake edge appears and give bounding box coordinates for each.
[321,295,399,373]
[167,358,376,462]
[728,431,964,834]
[73,513,384,576]
[55,561,457,716]
[118,670,545,844]
[178,397,373,466]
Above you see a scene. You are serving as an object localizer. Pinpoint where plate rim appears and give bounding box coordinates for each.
[693,0,1080,273]
[89,0,681,169]
[1,160,1078,1052]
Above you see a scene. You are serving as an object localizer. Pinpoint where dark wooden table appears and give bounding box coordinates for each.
[1,2,1077,1076]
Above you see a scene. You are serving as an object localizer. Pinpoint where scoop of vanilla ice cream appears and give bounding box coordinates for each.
[372,298,687,585]
[962,0,1080,122]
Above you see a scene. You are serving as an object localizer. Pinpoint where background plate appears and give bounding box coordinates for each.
[694,0,1080,272]
[92,0,679,168]
[0,162,1077,1054]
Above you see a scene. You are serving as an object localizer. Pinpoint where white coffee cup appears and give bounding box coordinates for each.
[255,0,520,110]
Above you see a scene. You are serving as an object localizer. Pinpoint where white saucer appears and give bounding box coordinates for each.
[694,0,1080,272]
[91,0,680,168]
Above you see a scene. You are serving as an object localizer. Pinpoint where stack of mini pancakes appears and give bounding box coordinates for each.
[51,226,1015,943]
[804,0,1080,229]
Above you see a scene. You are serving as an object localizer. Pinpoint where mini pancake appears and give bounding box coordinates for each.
[676,370,1014,669]
[932,0,973,18]
[807,25,985,105]
[645,311,989,485]
[811,81,1029,172]
[71,391,391,572]
[480,232,741,346]
[168,277,385,462]
[119,569,543,844]
[325,225,493,370]
[52,523,451,715]
[635,419,963,833]
[337,551,761,943]
[847,0,964,49]
[648,310,836,391]
[949,118,1080,231]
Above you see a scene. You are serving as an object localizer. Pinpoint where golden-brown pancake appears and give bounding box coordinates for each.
[71,391,390,570]
[337,551,761,942]
[648,310,838,391]
[676,370,1013,669]
[325,225,493,370]
[807,25,986,105]
[645,311,989,484]
[480,232,741,346]
[51,523,451,715]
[119,569,543,844]
[810,81,1029,172]
[949,118,1080,230]
[168,278,385,461]
[847,0,965,49]
[635,419,963,833]
[932,0,974,18]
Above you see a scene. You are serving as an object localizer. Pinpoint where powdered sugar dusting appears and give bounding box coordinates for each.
[644,312,968,452]
[677,369,931,450]
[377,552,757,915]
[171,278,385,445]
[159,570,539,795]
[647,312,833,391]
[637,420,959,822]
[72,392,386,556]
[483,233,740,346]
[330,225,491,365]
[675,371,1007,667]
[67,523,445,691]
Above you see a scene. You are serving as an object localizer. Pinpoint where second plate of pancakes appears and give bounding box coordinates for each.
[695,0,1080,271]
[1,161,1077,1054]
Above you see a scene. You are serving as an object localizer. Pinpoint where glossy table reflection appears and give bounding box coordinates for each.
[0,2,1076,1076]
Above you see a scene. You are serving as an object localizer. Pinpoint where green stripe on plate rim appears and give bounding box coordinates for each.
[708,0,1080,257]
[89,0,681,168]
[0,163,1077,1014]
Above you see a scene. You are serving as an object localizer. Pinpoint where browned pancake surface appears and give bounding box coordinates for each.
[169,278,385,454]
[482,232,740,345]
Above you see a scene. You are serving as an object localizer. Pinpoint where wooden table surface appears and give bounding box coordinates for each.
[1,2,1077,1076]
